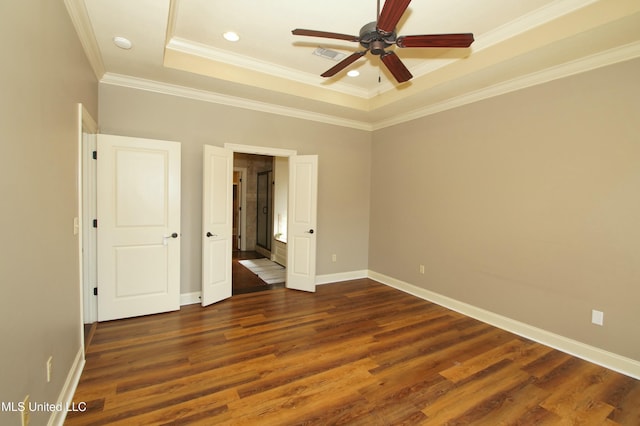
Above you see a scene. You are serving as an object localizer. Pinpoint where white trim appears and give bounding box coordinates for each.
[458,0,599,56]
[63,0,105,80]
[373,41,640,130]
[368,270,640,380]
[391,0,602,94]
[165,0,600,100]
[180,291,202,306]
[100,37,640,133]
[81,124,98,325]
[183,272,369,293]
[167,37,370,99]
[47,348,85,426]
[100,73,373,131]
[75,105,85,351]
[316,270,369,285]
[225,143,296,158]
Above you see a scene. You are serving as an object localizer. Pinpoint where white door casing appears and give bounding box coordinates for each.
[201,145,233,306]
[286,155,318,292]
[97,134,181,321]
[78,104,98,325]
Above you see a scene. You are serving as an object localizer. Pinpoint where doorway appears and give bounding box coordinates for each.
[231,153,286,294]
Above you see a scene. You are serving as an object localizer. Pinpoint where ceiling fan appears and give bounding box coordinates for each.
[292,0,474,83]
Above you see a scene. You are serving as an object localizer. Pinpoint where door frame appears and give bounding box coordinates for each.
[224,143,318,292]
[225,143,297,259]
[76,104,98,346]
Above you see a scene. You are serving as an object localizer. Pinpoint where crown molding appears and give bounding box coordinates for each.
[64,0,105,80]
[475,0,600,50]
[166,37,372,100]
[165,0,602,99]
[409,0,600,81]
[373,41,640,130]
[100,40,640,133]
[100,72,373,131]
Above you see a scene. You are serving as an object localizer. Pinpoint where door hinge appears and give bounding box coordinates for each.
[93,219,97,228]
[92,151,97,160]
[93,287,98,296]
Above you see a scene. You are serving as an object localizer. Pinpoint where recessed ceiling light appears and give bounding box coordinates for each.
[113,36,132,50]
[223,31,240,42]
[347,70,360,77]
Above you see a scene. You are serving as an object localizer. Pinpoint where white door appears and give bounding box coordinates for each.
[201,145,233,306]
[97,134,181,321]
[287,155,318,292]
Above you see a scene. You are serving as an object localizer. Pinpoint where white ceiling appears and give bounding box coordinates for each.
[67,0,640,130]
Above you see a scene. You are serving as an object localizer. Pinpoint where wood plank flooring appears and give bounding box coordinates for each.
[232,251,285,295]
[66,279,640,425]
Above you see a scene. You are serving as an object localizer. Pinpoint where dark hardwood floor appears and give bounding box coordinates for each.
[232,250,285,295]
[66,279,640,425]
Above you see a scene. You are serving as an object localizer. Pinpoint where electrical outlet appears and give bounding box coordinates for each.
[419,265,425,274]
[592,309,604,326]
[21,394,30,426]
[332,254,337,262]
[47,356,53,382]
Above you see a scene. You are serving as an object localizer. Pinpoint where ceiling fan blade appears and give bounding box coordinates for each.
[376,0,412,34]
[292,29,359,42]
[396,33,475,48]
[380,51,412,83]
[321,51,367,77]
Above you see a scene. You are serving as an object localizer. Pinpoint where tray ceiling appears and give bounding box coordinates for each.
[66,0,640,129]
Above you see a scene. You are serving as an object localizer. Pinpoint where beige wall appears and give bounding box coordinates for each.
[98,84,372,294]
[370,58,640,361]
[0,1,98,424]
[3,9,634,422]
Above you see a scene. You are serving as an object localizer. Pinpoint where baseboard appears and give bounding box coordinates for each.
[181,270,368,301]
[47,347,85,426]
[316,270,369,285]
[181,291,202,306]
[368,270,640,380]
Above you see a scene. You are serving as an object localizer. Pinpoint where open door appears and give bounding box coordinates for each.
[286,155,318,292]
[97,134,181,321]
[202,145,233,306]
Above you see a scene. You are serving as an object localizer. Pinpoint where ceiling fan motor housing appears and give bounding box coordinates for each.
[359,21,395,55]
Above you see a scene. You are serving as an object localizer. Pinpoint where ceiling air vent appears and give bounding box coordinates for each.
[313,47,346,62]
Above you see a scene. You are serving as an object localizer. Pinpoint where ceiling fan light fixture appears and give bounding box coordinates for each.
[113,36,132,50]
[223,31,240,42]
[291,0,474,84]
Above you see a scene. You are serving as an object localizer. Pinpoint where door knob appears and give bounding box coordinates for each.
[206,232,217,238]
[307,229,314,234]
[163,232,179,245]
